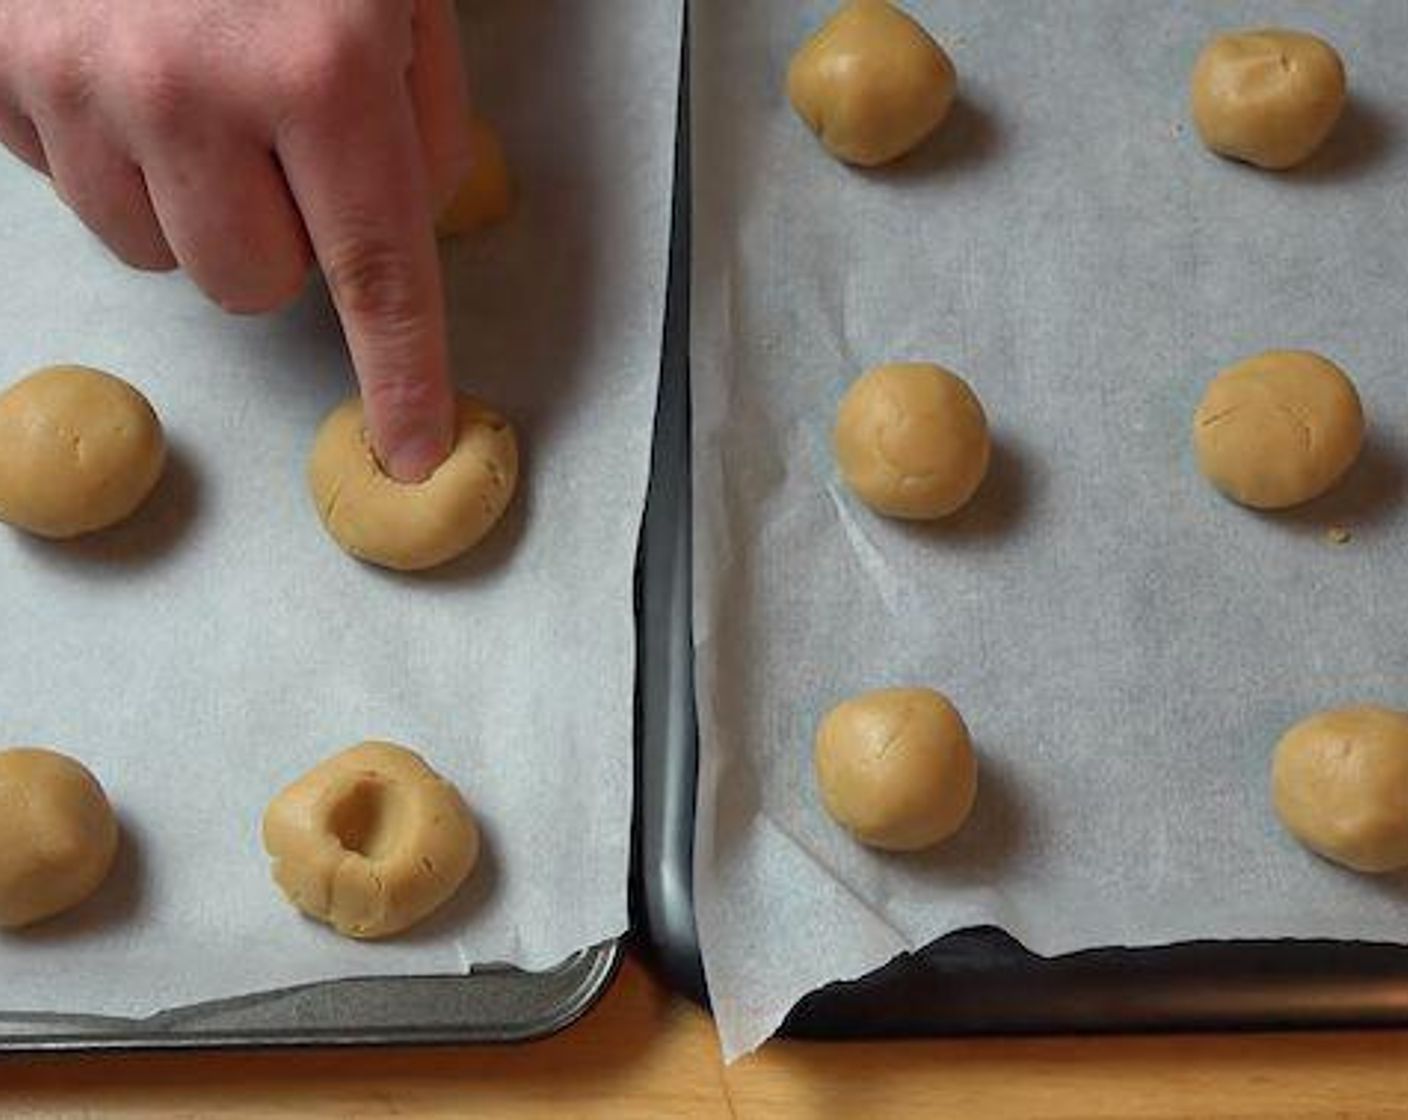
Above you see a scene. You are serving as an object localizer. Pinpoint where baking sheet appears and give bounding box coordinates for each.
[0,0,679,1017]
[690,0,1408,1060]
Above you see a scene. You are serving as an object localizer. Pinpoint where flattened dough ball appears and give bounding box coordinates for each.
[308,392,518,572]
[1191,29,1346,170]
[437,116,514,237]
[1193,350,1363,510]
[814,687,977,851]
[788,0,956,167]
[262,742,480,939]
[0,748,119,929]
[0,365,165,539]
[1272,706,1408,873]
[835,362,989,519]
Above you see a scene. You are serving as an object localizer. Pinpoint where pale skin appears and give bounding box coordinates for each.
[0,0,470,482]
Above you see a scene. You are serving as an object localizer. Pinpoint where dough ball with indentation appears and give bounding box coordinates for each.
[0,748,119,929]
[308,392,518,572]
[437,116,514,237]
[835,362,989,519]
[0,365,165,539]
[1272,706,1408,873]
[788,0,956,167]
[1190,29,1346,170]
[262,742,480,939]
[814,687,977,852]
[1193,350,1362,510]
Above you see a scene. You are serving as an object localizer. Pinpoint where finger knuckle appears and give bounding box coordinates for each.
[324,239,425,326]
[363,371,439,417]
[119,56,190,132]
[283,19,381,108]
[27,36,90,114]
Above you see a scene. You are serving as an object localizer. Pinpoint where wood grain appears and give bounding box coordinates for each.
[3,954,1408,1118]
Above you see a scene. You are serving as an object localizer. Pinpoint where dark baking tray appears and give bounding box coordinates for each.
[631,48,1408,1036]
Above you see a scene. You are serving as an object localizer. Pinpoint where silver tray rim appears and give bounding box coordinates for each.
[0,939,623,1054]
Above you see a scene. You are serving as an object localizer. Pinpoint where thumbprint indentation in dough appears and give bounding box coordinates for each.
[329,778,407,861]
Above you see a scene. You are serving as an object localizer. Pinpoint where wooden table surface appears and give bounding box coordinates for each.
[3,952,1408,1118]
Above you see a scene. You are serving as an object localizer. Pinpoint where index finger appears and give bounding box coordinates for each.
[278,85,454,483]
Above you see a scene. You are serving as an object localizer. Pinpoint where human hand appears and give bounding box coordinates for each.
[0,0,471,480]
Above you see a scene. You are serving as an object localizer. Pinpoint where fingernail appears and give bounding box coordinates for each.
[385,431,450,483]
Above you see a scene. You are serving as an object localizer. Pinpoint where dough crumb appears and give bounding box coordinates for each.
[1326,526,1352,546]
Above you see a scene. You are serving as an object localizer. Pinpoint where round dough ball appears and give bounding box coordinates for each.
[307,392,518,572]
[814,687,977,851]
[262,741,480,939]
[1190,29,1346,170]
[834,362,990,519]
[1272,706,1408,873]
[0,365,166,539]
[437,116,514,237]
[1193,350,1363,510]
[0,748,119,928]
[787,0,956,167]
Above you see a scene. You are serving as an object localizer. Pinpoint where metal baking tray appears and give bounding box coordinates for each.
[0,18,695,1062]
[632,51,1408,1036]
[0,944,620,1053]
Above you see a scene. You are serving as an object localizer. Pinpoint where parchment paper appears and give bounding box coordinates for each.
[691,0,1408,1060]
[0,1,679,1017]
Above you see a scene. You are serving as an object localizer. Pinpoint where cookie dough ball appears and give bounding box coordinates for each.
[437,116,514,237]
[262,742,480,939]
[1193,350,1363,510]
[814,687,977,851]
[835,362,989,519]
[0,365,165,539]
[1272,706,1408,873]
[0,748,119,929]
[308,392,518,572]
[1191,29,1347,170]
[788,0,957,167]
